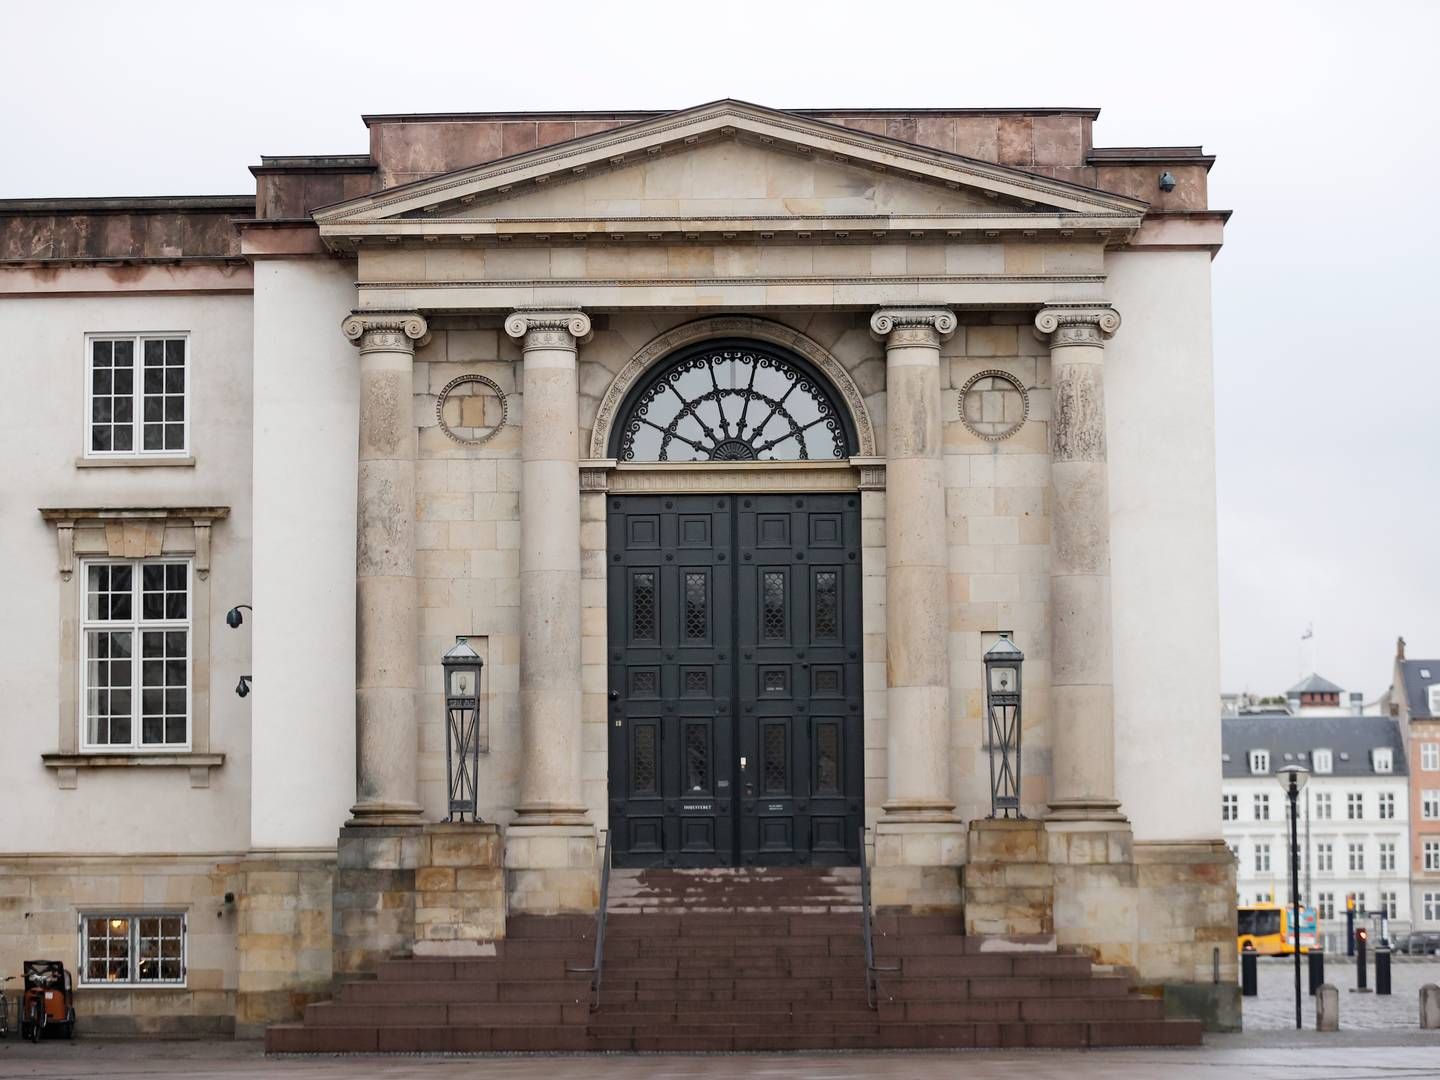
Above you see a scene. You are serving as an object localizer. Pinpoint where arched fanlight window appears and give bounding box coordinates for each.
[615,340,854,462]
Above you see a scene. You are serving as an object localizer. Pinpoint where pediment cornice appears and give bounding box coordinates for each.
[316,100,1146,248]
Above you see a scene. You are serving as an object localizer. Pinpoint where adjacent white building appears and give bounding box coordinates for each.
[1221,700,1411,950]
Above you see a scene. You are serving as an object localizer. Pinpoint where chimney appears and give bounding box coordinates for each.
[1350,692,1363,714]
[1398,636,1407,661]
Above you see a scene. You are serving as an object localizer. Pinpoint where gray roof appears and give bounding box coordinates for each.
[1288,673,1343,695]
[1221,714,1408,778]
[1399,660,1440,719]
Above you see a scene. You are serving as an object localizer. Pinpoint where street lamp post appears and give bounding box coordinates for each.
[982,634,1024,819]
[1278,764,1310,1030]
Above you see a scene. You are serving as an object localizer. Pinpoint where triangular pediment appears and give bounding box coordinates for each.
[316,100,1146,244]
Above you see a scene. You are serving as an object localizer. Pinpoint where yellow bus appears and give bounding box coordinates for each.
[1237,902,1316,955]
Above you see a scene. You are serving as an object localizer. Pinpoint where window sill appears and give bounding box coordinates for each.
[42,751,223,789]
[75,456,195,469]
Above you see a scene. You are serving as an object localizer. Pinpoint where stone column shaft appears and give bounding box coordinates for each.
[1034,304,1125,821]
[342,311,429,825]
[505,311,592,825]
[870,309,957,822]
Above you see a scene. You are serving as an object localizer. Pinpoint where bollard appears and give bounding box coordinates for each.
[1316,983,1339,1031]
[1421,984,1440,1030]
[1241,949,1258,996]
[1308,948,1325,996]
[1376,947,1391,996]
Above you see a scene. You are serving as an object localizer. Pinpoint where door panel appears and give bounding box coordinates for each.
[608,493,861,868]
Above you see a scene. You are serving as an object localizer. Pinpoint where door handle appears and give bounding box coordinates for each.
[609,691,620,701]
[739,756,748,769]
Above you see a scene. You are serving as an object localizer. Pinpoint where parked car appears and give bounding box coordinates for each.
[1398,931,1440,955]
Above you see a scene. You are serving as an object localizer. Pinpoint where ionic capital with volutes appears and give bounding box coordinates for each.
[1033,304,1121,349]
[504,310,593,352]
[341,311,430,355]
[869,308,957,349]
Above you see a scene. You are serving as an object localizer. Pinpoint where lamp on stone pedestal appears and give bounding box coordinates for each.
[441,636,485,823]
[983,634,1025,819]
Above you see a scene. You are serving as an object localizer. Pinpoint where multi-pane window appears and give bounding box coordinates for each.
[1381,891,1398,919]
[81,560,190,749]
[1222,793,1238,821]
[1254,843,1271,873]
[1425,840,1440,871]
[1379,792,1396,820]
[1254,793,1271,821]
[86,335,188,455]
[1422,744,1439,771]
[1312,749,1333,774]
[1426,892,1440,922]
[1316,843,1334,872]
[1424,790,1440,820]
[1373,748,1393,773]
[1380,841,1397,871]
[1250,750,1269,775]
[1317,892,1335,920]
[1348,842,1366,872]
[80,913,185,985]
[1347,793,1364,820]
[1314,792,1332,820]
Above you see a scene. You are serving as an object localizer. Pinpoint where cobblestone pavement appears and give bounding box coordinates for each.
[3,1037,1440,1080]
[1244,955,1440,1029]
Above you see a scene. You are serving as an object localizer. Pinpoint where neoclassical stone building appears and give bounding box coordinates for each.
[0,100,1234,1038]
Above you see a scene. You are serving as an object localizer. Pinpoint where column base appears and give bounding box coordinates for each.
[1044,798,1127,824]
[511,802,592,828]
[504,822,598,915]
[347,800,426,827]
[869,818,967,914]
[878,798,960,825]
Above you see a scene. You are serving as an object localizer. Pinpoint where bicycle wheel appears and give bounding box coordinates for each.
[27,1003,42,1043]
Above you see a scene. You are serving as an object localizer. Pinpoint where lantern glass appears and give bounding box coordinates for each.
[450,668,476,697]
[989,665,1018,694]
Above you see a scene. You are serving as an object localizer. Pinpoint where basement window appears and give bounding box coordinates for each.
[79,913,186,985]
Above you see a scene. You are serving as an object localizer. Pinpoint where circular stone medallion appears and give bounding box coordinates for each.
[958,369,1029,441]
[436,374,508,446]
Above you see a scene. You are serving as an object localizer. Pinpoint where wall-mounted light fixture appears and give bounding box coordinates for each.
[225,604,252,629]
[1158,171,1177,193]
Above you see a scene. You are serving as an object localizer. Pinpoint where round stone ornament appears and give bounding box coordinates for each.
[958,369,1028,441]
[436,373,508,445]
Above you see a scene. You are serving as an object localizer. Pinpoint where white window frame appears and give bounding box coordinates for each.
[1254,792,1271,821]
[1373,748,1393,773]
[77,911,187,987]
[1381,891,1398,919]
[1255,843,1271,873]
[79,558,192,753]
[83,332,190,459]
[1317,891,1335,920]
[1314,791,1332,820]
[1378,792,1396,820]
[1426,892,1440,922]
[1379,841,1396,871]
[1348,842,1365,872]
[1425,790,1440,821]
[1250,749,1270,775]
[1426,839,1440,872]
[1221,793,1238,821]
[1430,686,1440,715]
[1422,743,1439,772]
[1347,792,1364,820]
[1312,748,1333,774]
[1316,842,1334,872]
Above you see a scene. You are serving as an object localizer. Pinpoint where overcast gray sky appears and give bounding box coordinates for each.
[4,0,1436,701]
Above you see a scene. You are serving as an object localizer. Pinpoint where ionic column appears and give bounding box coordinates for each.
[504,310,592,826]
[1033,304,1125,822]
[341,311,429,825]
[870,308,958,822]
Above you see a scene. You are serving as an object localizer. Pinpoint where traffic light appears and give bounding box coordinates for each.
[1356,927,1369,944]
[1347,895,1356,912]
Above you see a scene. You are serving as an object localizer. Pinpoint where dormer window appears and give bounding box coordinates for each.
[1429,685,1440,713]
[1372,748,1393,774]
[1250,749,1270,775]
[1313,749,1333,774]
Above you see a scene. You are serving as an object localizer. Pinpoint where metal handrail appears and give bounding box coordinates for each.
[566,829,612,1011]
[859,825,900,1008]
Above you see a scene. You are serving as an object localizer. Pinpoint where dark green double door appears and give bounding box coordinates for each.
[607,493,864,868]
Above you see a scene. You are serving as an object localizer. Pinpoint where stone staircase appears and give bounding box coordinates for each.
[267,867,1201,1053]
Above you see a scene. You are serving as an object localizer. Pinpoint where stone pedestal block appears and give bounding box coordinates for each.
[963,819,1055,942]
[334,822,506,977]
[1048,821,1137,969]
[504,822,598,915]
[1317,983,1339,1031]
[870,819,966,913]
[1421,983,1440,1029]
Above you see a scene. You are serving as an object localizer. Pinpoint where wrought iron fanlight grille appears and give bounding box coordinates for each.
[618,344,849,462]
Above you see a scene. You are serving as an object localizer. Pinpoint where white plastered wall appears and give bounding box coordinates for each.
[250,259,358,850]
[0,291,253,854]
[1105,249,1223,842]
